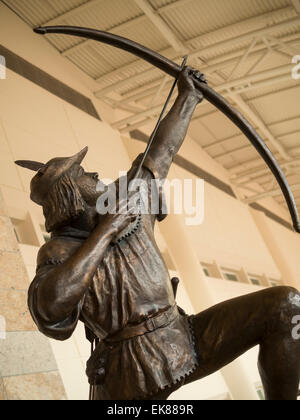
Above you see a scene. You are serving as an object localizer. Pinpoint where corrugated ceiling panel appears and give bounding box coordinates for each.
[45,0,89,19]
[45,32,84,52]
[114,19,169,51]
[222,146,263,167]
[159,0,291,42]
[67,44,114,78]
[280,132,300,151]
[267,22,300,39]
[4,0,88,26]
[198,108,241,140]
[59,0,142,31]
[244,79,297,101]
[91,44,140,75]
[116,73,166,96]
[43,3,144,52]
[56,17,168,79]
[217,51,289,84]
[95,61,152,90]
[269,116,300,137]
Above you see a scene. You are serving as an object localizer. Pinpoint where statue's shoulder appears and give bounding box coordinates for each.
[36,236,81,270]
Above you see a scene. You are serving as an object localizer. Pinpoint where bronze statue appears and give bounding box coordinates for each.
[14,27,300,400]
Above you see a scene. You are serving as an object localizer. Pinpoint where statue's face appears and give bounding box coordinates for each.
[74,164,104,206]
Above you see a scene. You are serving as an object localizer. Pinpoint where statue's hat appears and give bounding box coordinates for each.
[15,147,88,205]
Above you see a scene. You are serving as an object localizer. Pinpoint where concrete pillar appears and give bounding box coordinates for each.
[0,191,67,400]
[250,208,300,290]
[158,167,214,313]
[221,360,259,400]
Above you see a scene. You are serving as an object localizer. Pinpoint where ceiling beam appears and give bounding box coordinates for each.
[279,129,300,141]
[118,57,294,109]
[117,71,293,133]
[110,39,289,105]
[121,102,216,132]
[217,79,300,114]
[226,37,258,81]
[204,128,300,160]
[212,115,300,156]
[96,33,299,96]
[268,34,300,57]
[60,0,195,57]
[202,133,246,150]
[112,64,293,130]
[243,183,300,204]
[95,59,167,97]
[186,15,300,61]
[268,115,300,128]
[213,63,292,93]
[101,96,145,114]
[112,101,174,129]
[232,165,281,182]
[277,190,300,202]
[292,0,300,14]
[120,72,294,132]
[122,117,158,133]
[158,0,196,14]
[229,93,291,160]
[134,0,186,53]
[93,6,296,95]
[213,144,251,160]
[230,158,300,181]
[95,52,167,86]
[235,168,300,189]
[106,34,300,116]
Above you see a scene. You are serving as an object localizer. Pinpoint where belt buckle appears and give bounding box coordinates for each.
[161,310,170,326]
[145,308,172,332]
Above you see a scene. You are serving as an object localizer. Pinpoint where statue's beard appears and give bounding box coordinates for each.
[80,182,104,207]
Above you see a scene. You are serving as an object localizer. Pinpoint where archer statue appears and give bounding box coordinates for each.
[15,26,300,400]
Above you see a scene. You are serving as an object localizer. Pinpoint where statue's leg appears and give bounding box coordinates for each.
[185,286,300,400]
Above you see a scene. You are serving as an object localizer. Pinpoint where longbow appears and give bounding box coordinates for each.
[34,26,300,233]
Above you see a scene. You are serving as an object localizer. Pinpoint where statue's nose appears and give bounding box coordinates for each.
[88,172,99,180]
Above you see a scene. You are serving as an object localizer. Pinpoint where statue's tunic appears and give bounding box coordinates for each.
[28,158,198,399]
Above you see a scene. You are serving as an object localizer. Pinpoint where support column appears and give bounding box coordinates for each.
[0,191,67,400]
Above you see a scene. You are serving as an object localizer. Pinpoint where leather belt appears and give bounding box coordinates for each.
[105,305,179,343]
